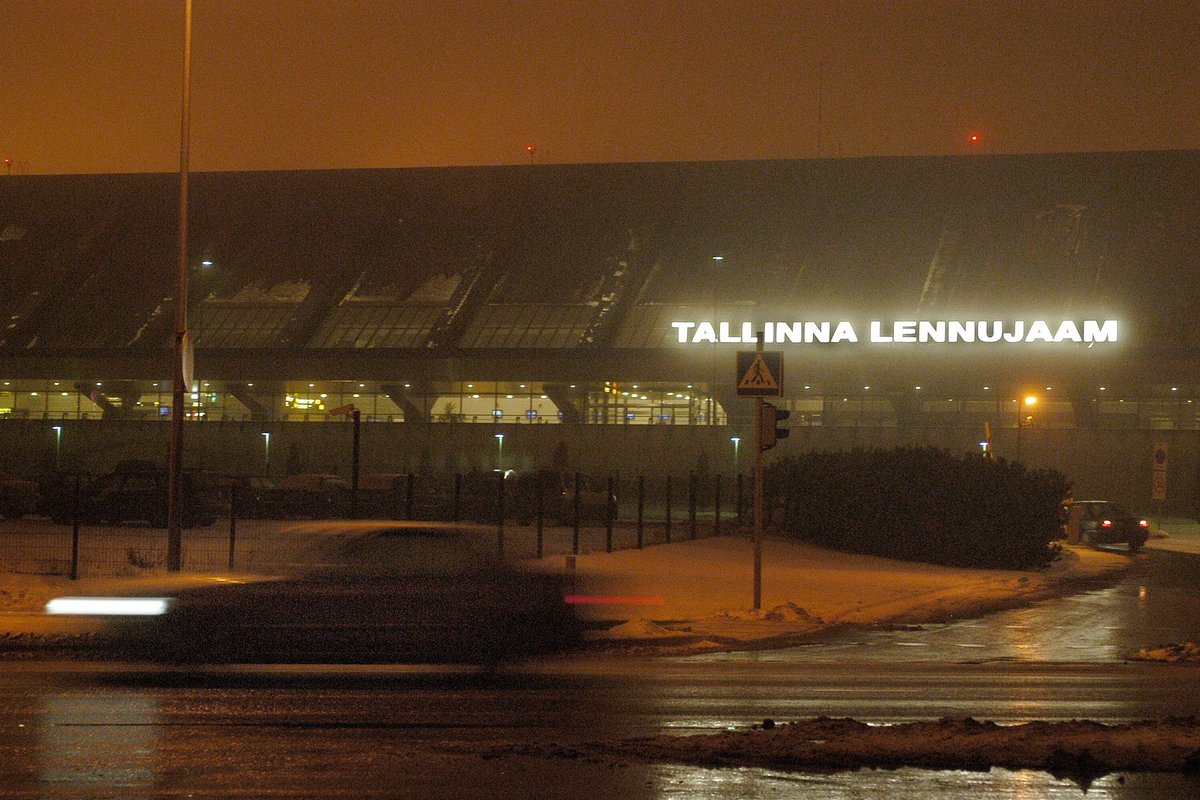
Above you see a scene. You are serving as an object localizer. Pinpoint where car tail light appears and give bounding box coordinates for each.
[1139,519,1149,528]
[1101,520,1112,528]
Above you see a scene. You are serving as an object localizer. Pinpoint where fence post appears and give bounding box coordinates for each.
[636,475,645,549]
[228,483,238,571]
[70,473,81,581]
[605,475,615,553]
[737,473,744,525]
[689,472,697,540]
[573,472,582,555]
[536,478,544,559]
[664,474,672,544]
[392,476,404,520]
[406,473,415,520]
[496,471,505,556]
[453,473,462,522]
[350,410,361,519]
[714,474,722,537]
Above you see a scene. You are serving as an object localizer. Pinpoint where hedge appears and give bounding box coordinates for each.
[763,447,1068,570]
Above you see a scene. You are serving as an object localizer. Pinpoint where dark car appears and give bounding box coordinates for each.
[46,466,223,528]
[257,473,351,519]
[220,474,275,518]
[46,522,583,665]
[1066,500,1149,551]
[0,470,40,519]
[510,470,615,525]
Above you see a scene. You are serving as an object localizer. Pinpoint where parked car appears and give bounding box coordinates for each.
[1066,500,1149,551]
[0,470,40,519]
[354,473,408,518]
[510,470,615,525]
[44,466,223,528]
[258,473,351,519]
[46,522,583,664]
[220,475,275,518]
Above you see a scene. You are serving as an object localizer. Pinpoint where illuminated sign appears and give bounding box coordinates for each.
[671,320,1119,345]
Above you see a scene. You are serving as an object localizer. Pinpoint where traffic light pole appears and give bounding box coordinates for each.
[753,330,765,611]
[739,334,781,613]
[754,394,763,611]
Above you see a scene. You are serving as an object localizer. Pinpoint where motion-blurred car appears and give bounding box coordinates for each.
[1066,500,1149,551]
[0,470,40,519]
[45,522,582,665]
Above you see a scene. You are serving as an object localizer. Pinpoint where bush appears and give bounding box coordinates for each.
[764,447,1068,570]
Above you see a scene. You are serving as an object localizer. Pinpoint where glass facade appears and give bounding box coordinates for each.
[0,378,1195,430]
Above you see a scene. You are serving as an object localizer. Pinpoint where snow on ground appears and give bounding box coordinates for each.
[1151,518,1200,554]
[550,535,1135,652]
[1124,520,1200,663]
[0,532,1138,653]
[1130,642,1200,663]
[501,716,1200,782]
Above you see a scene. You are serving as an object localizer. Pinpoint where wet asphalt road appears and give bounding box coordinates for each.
[727,543,1200,665]
[2,545,1200,798]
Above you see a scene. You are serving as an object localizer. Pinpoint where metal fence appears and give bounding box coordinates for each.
[0,472,749,578]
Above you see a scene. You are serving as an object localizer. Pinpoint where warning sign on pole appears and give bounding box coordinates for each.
[1152,441,1168,501]
[736,351,783,397]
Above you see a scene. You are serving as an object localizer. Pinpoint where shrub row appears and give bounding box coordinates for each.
[764,447,1069,570]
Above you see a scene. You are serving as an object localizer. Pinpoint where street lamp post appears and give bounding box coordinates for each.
[495,433,504,471]
[708,255,723,426]
[731,436,741,475]
[261,431,271,478]
[1016,395,1037,463]
[167,0,194,572]
[52,425,62,470]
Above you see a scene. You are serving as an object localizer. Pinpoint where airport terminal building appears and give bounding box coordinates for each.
[1,151,1198,510]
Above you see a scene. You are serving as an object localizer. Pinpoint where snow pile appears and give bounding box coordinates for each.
[509,716,1200,780]
[603,618,681,639]
[1130,642,1200,663]
[0,575,61,612]
[721,602,823,625]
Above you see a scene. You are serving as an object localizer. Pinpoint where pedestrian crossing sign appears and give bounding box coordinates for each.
[736,351,783,397]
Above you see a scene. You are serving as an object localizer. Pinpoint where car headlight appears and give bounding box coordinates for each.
[45,597,172,616]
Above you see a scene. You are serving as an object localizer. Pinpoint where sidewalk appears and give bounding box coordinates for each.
[546,534,1136,651]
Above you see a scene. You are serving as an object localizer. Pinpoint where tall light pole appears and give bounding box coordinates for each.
[52,425,62,470]
[731,436,741,475]
[708,255,723,426]
[167,0,193,571]
[261,431,271,478]
[495,433,504,471]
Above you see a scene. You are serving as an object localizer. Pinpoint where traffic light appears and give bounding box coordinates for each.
[760,402,791,450]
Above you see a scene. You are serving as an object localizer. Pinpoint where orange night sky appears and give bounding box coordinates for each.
[1,0,1198,174]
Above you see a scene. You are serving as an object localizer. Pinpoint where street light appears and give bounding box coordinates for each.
[1016,395,1037,462]
[495,433,504,471]
[261,431,271,478]
[167,0,195,572]
[52,426,62,470]
[730,436,741,475]
[708,254,724,426]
